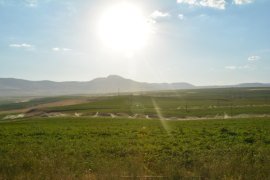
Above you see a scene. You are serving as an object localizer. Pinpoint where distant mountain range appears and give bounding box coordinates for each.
[0,75,269,97]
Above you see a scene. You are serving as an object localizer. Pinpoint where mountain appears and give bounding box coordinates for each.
[1,75,269,97]
[234,83,270,88]
[0,75,195,97]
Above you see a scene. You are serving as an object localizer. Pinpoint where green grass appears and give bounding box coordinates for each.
[0,117,269,179]
[0,88,270,179]
[46,93,270,118]
[1,88,270,119]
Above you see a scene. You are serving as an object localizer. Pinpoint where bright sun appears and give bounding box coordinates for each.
[98,3,150,53]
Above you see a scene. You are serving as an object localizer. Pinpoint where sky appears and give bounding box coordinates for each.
[0,0,269,85]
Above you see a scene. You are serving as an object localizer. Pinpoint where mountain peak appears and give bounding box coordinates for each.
[106,75,125,79]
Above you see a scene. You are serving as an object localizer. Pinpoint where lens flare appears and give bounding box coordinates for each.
[151,98,171,134]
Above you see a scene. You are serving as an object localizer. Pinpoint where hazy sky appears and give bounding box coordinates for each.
[0,0,269,85]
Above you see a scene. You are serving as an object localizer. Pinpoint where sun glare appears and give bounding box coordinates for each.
[97,3,150,54]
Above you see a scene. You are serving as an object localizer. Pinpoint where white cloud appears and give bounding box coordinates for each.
[198,14,209,18]
[25,0,38,7]
[9,43,33,48]
[238,65,251,69]
[149,10,171,24]
[248,55,261,62]
[177,0,198,5]
[178,14,185,20]
[200,0,226,9]
[226,55,260,70]
[52,47,72,52]
[225,64,253,70]
[151,10,171,19]
[62,48,72,51]
[177,0,226,10]
[234,0,253,5]
[225,66,237,70]
[52,47,60,51]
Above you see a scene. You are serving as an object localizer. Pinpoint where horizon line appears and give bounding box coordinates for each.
[0,75,269,87]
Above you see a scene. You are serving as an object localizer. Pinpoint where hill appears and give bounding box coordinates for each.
[1,75,270,97]
[0,75,194,97]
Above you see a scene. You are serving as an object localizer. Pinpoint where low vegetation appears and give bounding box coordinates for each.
[0,88,270,179]
[0,117,270,179]
[1,88,270,120]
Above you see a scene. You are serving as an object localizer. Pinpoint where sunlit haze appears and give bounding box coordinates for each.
[97,3,151,55]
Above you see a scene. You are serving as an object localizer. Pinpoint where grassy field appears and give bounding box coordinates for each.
[0,117,270,179]
[1,88,270,120]
[0,88,270,179]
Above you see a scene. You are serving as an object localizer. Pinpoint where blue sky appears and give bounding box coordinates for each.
[0,0,269,85]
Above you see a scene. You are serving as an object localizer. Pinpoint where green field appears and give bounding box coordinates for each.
[0,117,270,179]
[0,88,270,179]
[1,88,270,120]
